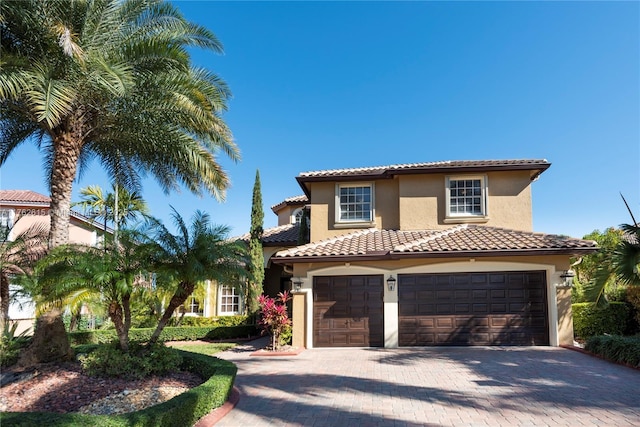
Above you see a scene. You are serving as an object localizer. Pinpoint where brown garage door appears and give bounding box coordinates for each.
[313,275,384,347]
[398,271,548,346]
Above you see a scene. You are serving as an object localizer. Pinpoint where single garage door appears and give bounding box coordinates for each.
[398,271,548,346]
[313,275,384,347]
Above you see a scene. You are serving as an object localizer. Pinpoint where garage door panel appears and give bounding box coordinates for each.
[491,303,507,312]
[454,303,470,313]
[509,289,525,299]
[313,275,384,347]
[437,304,453,313]
[491,289,507,299]
[399,271,549,346]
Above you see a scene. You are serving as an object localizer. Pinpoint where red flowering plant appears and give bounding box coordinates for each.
[257,291,292,351]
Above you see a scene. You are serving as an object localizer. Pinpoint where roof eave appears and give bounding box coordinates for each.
[295,162,551,192]
[272,246,597,264]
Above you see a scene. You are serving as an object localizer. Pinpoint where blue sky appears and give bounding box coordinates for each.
[1,1,638,239]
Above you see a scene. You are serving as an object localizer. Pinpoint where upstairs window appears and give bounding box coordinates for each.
[446,176,487,218]
[336,184,374,223]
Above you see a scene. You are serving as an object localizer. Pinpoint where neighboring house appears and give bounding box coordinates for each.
[1,190,112,332]
[266,159,598,348]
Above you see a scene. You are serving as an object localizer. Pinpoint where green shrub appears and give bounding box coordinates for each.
[79,341,182,379]
[279,323,292,347]
[572,302,632,339]
[0,351,237,427]
[205,325,258,340]
[68,323,258,346]
[625,287,640,332]
[0,323,31,367]
[168,315,249,328]
[584,335,640,368]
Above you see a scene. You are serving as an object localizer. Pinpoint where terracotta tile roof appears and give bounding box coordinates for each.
[0,190,51,204]
[236,223,301,247]
[0,189,112,232]
[297,159,550,179]
[273,225,597,262]
[270,195,308,213]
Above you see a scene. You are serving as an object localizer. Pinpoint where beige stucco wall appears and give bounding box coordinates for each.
[398,170,533,231]
[556,286,574,345]
[291,292,306,348]
[276,205,303,226]
[288,255,573,348]
[6,209,98,246]
[308,170,535,241]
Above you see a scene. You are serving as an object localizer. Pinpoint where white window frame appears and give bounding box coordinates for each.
[292,207,304,225]
[445,175,488,221]
[335,182,375,226]
[0,209,15,241]
[186,296,202,315]
[217,285,242,316]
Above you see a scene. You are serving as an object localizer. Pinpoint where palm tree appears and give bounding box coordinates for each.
[585,196,640,305]
[73,184,149,247]
[0,0,238,249]
[0,217,48,331]
[144,208,248,344]
[38,229,149,351]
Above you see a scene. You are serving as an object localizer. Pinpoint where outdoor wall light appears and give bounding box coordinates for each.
[559,270,575,287]
[387,275,397,292]
[292,278,302,291]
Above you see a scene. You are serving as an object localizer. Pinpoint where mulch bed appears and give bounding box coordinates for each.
[0,361,203,414]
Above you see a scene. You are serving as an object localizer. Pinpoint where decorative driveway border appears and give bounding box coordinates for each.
[213,339,640,426]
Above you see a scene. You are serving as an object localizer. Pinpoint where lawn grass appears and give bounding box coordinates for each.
[169,342,235,356]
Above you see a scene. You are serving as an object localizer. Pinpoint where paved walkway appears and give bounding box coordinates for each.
[214,339,640,426]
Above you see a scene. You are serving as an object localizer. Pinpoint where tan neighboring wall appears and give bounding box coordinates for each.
[8,210,98,246]
[289,255,574,348]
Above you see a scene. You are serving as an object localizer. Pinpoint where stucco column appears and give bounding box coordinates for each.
[384,273,399,348]
[556,286,574,345]
[291,291,307,348]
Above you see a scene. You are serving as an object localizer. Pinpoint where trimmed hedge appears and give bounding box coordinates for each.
[572,302,632,339]
[584,335,640,368]
[69,324,258,345]
[169,315,249,327]
[0,350,237,427]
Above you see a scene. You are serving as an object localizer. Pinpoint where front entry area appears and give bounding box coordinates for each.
[313,275,384,347]
[398,271,549,346]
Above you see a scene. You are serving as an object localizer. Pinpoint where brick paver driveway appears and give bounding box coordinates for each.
[215,339,640,426]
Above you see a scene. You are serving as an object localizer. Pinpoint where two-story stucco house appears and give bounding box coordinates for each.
[267,159,597,349]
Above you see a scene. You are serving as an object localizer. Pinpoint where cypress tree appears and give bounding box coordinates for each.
[297,209,309,245]
[247,170,265,314]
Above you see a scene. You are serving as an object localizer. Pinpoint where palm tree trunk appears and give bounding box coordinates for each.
[0,273,10,332]
[123,292,131,338]
[49,130,83,249]
[108,301,129,352]
[20,128,84,367]
[149,282,195,344]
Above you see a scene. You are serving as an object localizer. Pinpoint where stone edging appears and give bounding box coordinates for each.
[193,386,240,427]
[250,347,305,357]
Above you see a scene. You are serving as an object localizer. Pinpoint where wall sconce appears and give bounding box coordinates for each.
[387,275,397,292]
[559,270,575,287]
[292,278,302,291]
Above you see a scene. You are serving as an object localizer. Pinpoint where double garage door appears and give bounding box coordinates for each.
[313,271,548,347]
